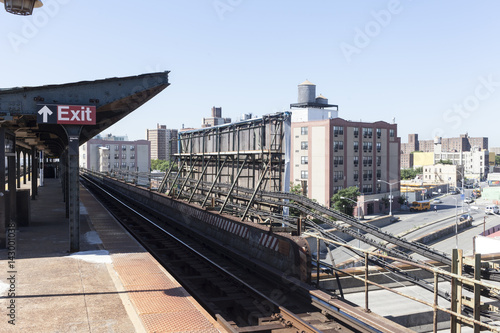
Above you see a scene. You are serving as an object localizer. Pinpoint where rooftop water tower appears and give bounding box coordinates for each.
[298,80,316,104]
[290,80,338,110]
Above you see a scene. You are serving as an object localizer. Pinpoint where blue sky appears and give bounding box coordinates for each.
[1,1,500,146]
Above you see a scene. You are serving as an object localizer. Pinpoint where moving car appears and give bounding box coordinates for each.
[485,205,499,215]
[459,214,474,222]
[464,197,474,204]
[432,198,443,204]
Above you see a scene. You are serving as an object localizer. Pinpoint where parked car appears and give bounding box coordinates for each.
[485,205,499,215]
[432,198,443,204]
[464,197,474,204]
[460,214,474,222]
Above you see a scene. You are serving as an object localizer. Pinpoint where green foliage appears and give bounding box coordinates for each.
[437,159,453,165]
[151,159,177,172]
[330,186,360,216]
[288,183,305,217]
[290,183,304,195]
[401,167,423,180]
[397,195,406,205]
[381,196,389,208]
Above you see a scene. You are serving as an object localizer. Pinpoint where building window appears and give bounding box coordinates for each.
[334,171,343,182]
[333,141,344,151]
[363,156,372,166]
[333,126,344,136]
[363,128,373,138]
[301,156,308,164]
[114,154,119,159]
[377,156,382,166]
[353,127,359,137]
[122,153,127,159]
[377,183,381,193]
[362,184,372,193]
[301,170,308,179]
[301,127,308,135]
[130,146,135,151]
[389,129,395,137]
[353,141,359,151]
[131,162,136,168]
[376,142,382,152]
[376,170,381,180]
[353,156,359,166]
[354,170,359,181]
[131,154,136,159]
[376,128,382,138]
[121,162,127,168]
[82,154,85,159]
[114,162,119,168]
[334,156,344,166]
[122,146,127,151]
[114,145,119,151]
[363,141,373,152]
[333,186,343,194]
[301,141,308,150]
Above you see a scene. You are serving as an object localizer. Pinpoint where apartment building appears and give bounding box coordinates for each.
[202,106,231,128]
[401,133,488,169]
[290,80,401,213]
[146,124,178,161]
[79,137,150,173]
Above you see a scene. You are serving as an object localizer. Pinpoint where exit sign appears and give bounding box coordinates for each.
[37,105,96,125]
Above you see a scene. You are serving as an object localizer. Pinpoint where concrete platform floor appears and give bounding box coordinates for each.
[0,178,222,333]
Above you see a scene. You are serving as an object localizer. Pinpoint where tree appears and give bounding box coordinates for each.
[151,159,177,172]
[401,167,423,180]
[437,159,453,165]
[288,183,305,217]
[330,186,360,216]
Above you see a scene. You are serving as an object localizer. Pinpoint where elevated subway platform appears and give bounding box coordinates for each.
[0,178,222,332]
[0,71,170,252]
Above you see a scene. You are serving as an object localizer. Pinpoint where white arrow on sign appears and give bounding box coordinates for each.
[38,105,53,123]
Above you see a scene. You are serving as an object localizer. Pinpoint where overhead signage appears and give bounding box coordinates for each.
[37,104,96,125]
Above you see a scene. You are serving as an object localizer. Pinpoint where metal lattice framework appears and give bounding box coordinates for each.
[158,112,291,221]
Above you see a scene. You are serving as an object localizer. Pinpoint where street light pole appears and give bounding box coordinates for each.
[377,179,399,216]
[340,196,379,249]
[341,196,361,248]
[457,168,465,213]
[452,197,458,249]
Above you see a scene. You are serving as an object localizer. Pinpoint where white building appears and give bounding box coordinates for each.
[422,164,464,188]
[434,144,489,180]
[80,137,151,173]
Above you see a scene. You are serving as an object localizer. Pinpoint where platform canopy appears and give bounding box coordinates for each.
[0,71,170,156]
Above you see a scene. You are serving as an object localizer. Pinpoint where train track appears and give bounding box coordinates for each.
[81,174,391,333]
